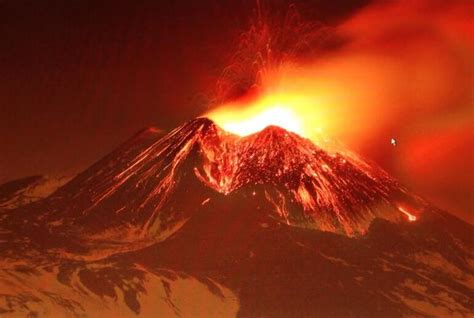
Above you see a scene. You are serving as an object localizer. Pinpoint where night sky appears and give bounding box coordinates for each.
[1,0,472,222]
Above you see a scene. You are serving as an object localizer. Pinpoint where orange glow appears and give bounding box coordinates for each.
[206,95,309,137]
[208,102,302,137]
[206,81,340,143]
[398,206,417,222]
[206,0,473,151]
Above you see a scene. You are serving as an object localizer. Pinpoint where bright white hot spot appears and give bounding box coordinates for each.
[211,105,303,137]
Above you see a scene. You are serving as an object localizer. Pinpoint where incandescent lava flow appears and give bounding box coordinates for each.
[7,116,424,251]
[194,118,422,235]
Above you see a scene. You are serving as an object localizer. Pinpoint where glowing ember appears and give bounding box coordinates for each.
[398,206,417,222]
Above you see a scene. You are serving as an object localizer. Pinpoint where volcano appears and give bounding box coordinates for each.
[0,118,472,317]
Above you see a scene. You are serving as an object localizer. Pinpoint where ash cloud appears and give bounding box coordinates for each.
[332,0,473,222]
[213,0,473,222]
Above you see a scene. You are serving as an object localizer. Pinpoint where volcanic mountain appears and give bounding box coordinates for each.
[0,118,472,317]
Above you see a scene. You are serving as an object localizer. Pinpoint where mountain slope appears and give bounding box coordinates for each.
[0,118,472,317]
[196,122,424,235]
[0,175,70,209]
[5,118,423,245]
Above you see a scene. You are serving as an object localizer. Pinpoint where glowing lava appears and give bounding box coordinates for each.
[206,93,323,141]
[208,105,302,137]
[398,206,417,222]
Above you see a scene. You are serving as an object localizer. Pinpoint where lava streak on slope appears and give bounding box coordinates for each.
[194,119,422,235]
[7,117,425,254]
